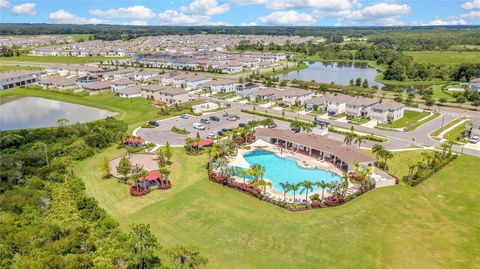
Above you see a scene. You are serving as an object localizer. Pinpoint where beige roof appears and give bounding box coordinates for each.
[112,78,135,85]
[141,84,163,92]
[158,87,188,96]
[323,93,355,104]
[117,85,141,95]
[282,88,312,97]
[347,97,379,106]
[372,100,405,110]
[0,70,39,80]
[200,79,237,87]
[39,76,76,86]
[255,128,376,164]
[84,81,111,91]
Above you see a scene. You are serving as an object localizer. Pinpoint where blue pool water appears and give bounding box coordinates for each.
[241,151,340,194]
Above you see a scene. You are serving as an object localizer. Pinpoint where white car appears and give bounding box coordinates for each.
[470,135,480,144]
[226,115,237,121]
[193,123,206,130]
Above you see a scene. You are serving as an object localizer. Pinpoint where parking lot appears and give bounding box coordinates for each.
[136,106,290,145]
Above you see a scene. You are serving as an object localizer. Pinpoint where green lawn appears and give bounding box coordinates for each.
[378,110,430,129]
[74,148,480,269]
[430,117,468,137]
[0,87,185,132]
[0,55,130,64]
[443,122,468,143]
[0,64,41,72]
[430,85,455,101]
[403,51,480,65]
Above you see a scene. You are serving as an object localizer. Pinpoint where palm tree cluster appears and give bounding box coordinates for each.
[278,177,348,204]
[289,119,312,133]
[343,129,365,148]
[371,144,393,170]
[404,146,456,186]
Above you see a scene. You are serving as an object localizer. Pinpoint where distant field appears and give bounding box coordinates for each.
[403,51,480,65]
[0,55,130,64]
[0,64,41,72]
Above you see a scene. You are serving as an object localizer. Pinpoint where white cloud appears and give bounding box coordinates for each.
[180,0,229,15]
[240,22,257,26]
[424,17,468,26]
[259,10,316,25]
[462,0,480,10]
[334,2,410,25]
[231,0,355,11]
[460,10,480,18]
[11,2,36,16]
[89,5,156,19]
[158,10,210,25]
[125,20,149,26]
[48,10,107,24]
[0,0,9,9]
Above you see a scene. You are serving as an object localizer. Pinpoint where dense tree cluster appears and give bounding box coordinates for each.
[0,118,207,268]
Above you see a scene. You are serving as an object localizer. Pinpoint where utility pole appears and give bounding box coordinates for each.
[440,116,445,129]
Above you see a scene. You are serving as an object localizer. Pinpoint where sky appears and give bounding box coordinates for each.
[0,0,479,27]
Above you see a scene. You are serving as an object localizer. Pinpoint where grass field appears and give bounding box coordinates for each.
[443,122,468,143]
[403,51,480,65]
[430,117,468,137]
[0,55,130,64]
[378,110,430,129]
[0,87,178,132]
[430,85,455,101]
[0,64,41,72]
[74,147,480,269]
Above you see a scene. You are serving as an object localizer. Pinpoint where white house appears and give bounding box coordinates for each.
[322,93,355,115]
[116,85,142,98]
[134,70,157,81]
[281,88,313,106]
[199,79,239,93]
[0,70,40,90]
[370,100,405,123]
[111,78,136,93]
[345,97,379,118]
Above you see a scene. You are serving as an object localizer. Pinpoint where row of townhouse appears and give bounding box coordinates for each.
[306,93,405,123]
[0,70,40,90]
[140,84,189,104]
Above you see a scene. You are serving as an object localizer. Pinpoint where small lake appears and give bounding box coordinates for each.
[0,97,116,130]
[277,61,384,88]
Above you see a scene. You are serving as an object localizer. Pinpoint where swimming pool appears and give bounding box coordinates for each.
[240,150,340,194]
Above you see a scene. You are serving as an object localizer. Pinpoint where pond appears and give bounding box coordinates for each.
[277,61,384,88]
[0,97,116,130]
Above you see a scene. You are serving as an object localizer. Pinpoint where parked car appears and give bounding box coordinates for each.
[238,123,246,127]
[209,115,220,121]
[291,127,301,133]
[217,130,224,136]
[148,120,159,127]
[200,118,211,124]
[470,135,480,144]
[226,115,237,121]
[221,128,229,132]
[268,122,277,128]
[180,114,189,119]
[206,133,216,139]
[193,123,206,130]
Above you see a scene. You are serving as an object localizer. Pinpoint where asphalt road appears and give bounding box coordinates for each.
[136,96,480,156]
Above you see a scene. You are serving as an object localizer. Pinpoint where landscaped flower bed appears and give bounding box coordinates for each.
[130,186,151,196]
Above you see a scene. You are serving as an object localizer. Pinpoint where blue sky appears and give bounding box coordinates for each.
[1,0,479,26]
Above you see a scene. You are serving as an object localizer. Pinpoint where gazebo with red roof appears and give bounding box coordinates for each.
[193,139,214,148]
[124,137,145,147]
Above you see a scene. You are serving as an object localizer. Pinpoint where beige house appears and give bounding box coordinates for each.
[281,88,313,106]
[1,70,40,90]
[370,100,405,123]
[345,97,379,118]
[38,76,76,90]
[141,84,189,104]
[111,78,136,93]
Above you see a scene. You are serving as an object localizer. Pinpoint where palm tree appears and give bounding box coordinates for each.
[205,146,217,172]
[291,183,300,202]
[354,136,364,149]
[343,132,356,146]
[131,169,149,192]
[279,181,292,201]
[351,162,360,173]
[290,120,303,133]
[237,168,250,185]
[315,180,329,201]
[253,179,272,194]
[299,180,314,202]
[382,149,393,171]
[301,123,312,133]
[407,163,416,182]
[440,141,449,158]
[372,144,384,160]
[339,173,350,195]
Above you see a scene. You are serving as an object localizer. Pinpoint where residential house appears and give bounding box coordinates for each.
[248,87,284,103]
[38,76,76,90]
[111,78,136,93]
[141,84,189,104]
[76,75,100,89]
[235,82,260,98]
[0,70,40,90]
[83,81,111,93]
[134,70,158,81]
[281,88,313,106]
[116,85,142,98]
[345,97,379,118]
[370,100,405,123]
[199,79,239,93]
[322,93,355,115]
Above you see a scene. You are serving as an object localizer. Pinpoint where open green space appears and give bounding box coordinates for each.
[74,147,480,269]
[403,51,480,65]
[0,55,130,64]
[443,122,468,143]
[430,84,455,101]
[375,73,450,87]
[378,110,430,129]
[431,117,468,137]
[0,64,41,72]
